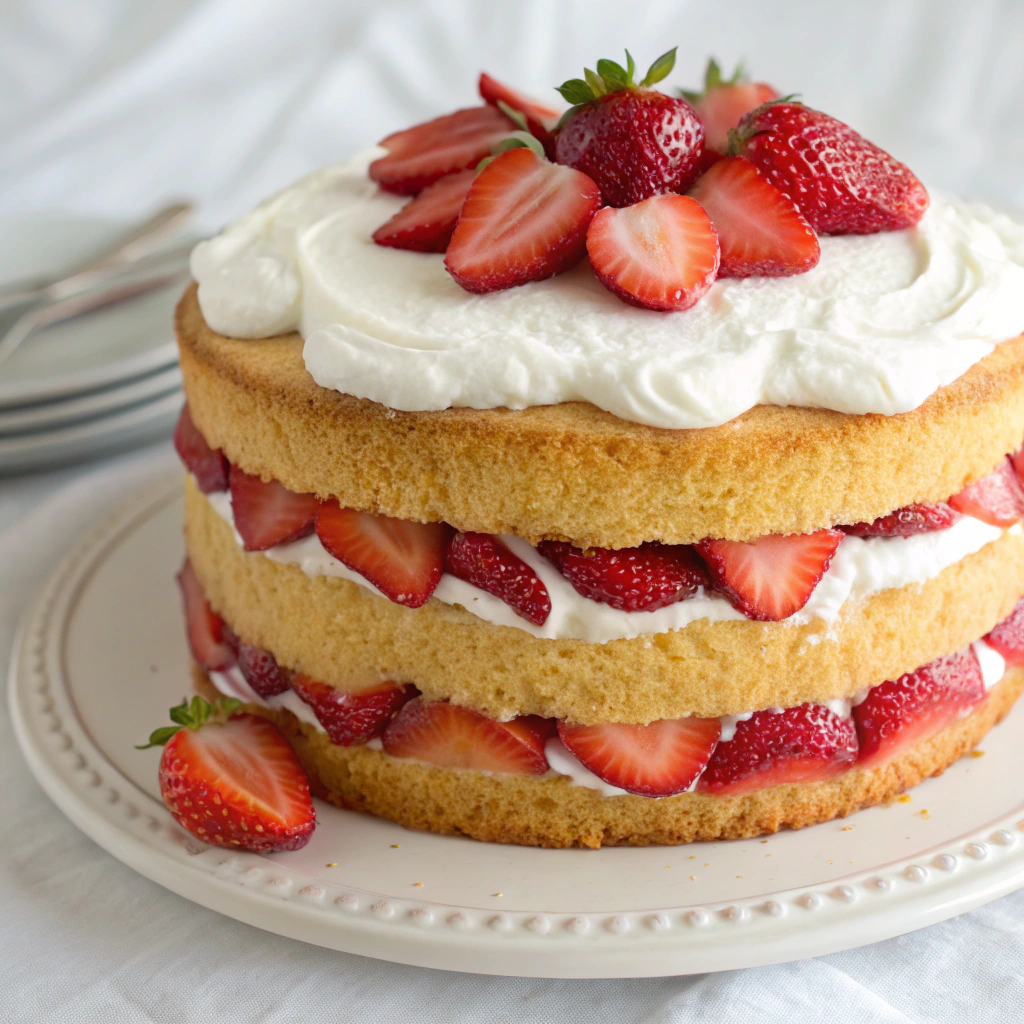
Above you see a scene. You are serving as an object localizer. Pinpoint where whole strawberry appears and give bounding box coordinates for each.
[730,101,929,234]
[553,48,704,208]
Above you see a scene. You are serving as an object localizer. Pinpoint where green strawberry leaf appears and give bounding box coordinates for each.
[625,50,636,83]
[596,58,629,91]
[584,67,607,97]
[137,695,243,749]
[496,100,530,132]
[640,47,677,87]
[555,78,594,105]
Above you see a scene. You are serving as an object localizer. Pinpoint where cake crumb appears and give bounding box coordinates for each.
[414,882,423,887]
[391,844,400,848]
[840,826,854,831]
[970,750,985,758]
[689,855,696,860]
[918,809,931,820]
[325,862,337,868]
[492,893,503,898]
[897,795,912,803]
[759,839,768,844]
[689,875,696,881]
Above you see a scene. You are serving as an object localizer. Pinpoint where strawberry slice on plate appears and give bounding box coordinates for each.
[173,404,228,493]
[687,156,819,277]
[290,675,415,747]
[444,146,600,293]
[372,169,475,253]
[383,698,550,774]
[840,501,961,537]
[369,105,514,195]
[315,500,447,608]
[228,465,319,552]
[445,532,551,625]
[139,696,315,853]
[985,597,1024,666]
[557,717,721,797]
[586,194,720,311]
[538,540,705,612]
[177,559,234,671]
[478,71,559,152]
[948,458,1024,527]
[697,703,858,795]
[696,529,843,621]
[222,628,290,698]
[684,59,779,157]
[852,649,986,769]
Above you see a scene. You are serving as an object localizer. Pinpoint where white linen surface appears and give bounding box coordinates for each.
[2,0,1024,1020]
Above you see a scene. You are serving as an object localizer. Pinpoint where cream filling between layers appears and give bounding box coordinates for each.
[201,484,1011,643]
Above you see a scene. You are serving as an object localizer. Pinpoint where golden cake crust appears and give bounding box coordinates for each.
[186,477,1024,721]
[176,284,1024,548]
[195,666,1023,848]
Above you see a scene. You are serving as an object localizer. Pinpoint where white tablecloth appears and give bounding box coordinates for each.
[3,1,1024,1019]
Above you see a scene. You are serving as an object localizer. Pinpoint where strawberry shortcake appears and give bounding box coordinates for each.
[172,52,1024,848]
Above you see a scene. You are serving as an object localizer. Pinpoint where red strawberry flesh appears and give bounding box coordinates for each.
[852,649,985,769]
[174,404,228,493]
[383,698,550,774]
[228,465,319,552]
[445,532,551,625]
[538,539,705,612]
[694,80,779,156]
[948,458,1024,527]
[444,147,600,293]
[557,717,721,797]
[237,641,290,698]
[984,597,1024,666]
[696,529,843,621]
[687,157,820,277]
[291,675,415,747]
[586,193,720,311]
[315,500,446,608]
[177,559,234,671]
[372,169,475,253]
[841,502,962,537]
[697,703,858,795]
[159,713,315,852]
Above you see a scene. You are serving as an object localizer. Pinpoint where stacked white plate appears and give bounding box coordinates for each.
[0,213,193,474]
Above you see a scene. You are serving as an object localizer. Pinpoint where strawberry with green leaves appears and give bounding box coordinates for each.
[553,48,704,207]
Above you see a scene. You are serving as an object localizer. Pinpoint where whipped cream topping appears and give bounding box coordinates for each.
[202,484,1008,642]
[191,150,1024,431]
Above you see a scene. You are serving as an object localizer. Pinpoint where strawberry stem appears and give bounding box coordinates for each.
[556,47,678,106]
[136,694,243,749]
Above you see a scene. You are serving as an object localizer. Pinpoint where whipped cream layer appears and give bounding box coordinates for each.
[202,484,1009,643]
[209,642,1007,800]
[191,151,1024,431]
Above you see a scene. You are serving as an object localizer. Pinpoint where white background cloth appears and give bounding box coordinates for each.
[2,0,1024,1020]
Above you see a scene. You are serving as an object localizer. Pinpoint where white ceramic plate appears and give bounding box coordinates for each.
[0,389,182,475]
[0,213,191,408]
[10,473,1024,977]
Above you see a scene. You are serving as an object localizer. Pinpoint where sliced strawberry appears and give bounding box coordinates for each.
[177,559,234,671]
[697,703,858,795]
[372,169,475,253]
[685,59,779,156]
[222,628,290,698]
[984,597,1024,666]
[478,71,559,153]
[557,717,720,797]
[444,147,600,293]
[841,502,962,537]
[586,194,720,311]
[538,540,705,612]
[444,532,551,625]
[1011,447,1024,485]
[143,697,315,853]
[696,529,843,621]
[687,157,819,277]
[369,105,514,195]
[853,649,986,769]
[382,698,549,774]
[173,404,228,493]
[948,458,1024,527]
[228,465,319,552]
[315,500,446,608]
[290,675,415,747]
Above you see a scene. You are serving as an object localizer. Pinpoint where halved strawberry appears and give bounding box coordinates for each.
[840,502,962,537]
[683,59,779,156]
[697,703,858,795]
[687,157,819,277]
[948,458,1024,527]
[173,404,228,493]
[177,559,234,671]
[228,465,319,552]
[984,597,1024,666]
[382,698,550,774]
[696,529,843,621]
[315,500,446,608]
[369,105,514,195]
[372,169,475,253]
[140,696,315,853]
[586,194,720,311]
[557,717,721,797]
[290,675,415,747]
[853,649,986,769]
[222,628,290,698]
[445,532,551,625]
[537,540,705,612]
[478,71,559,153]
[444,147,600,293]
